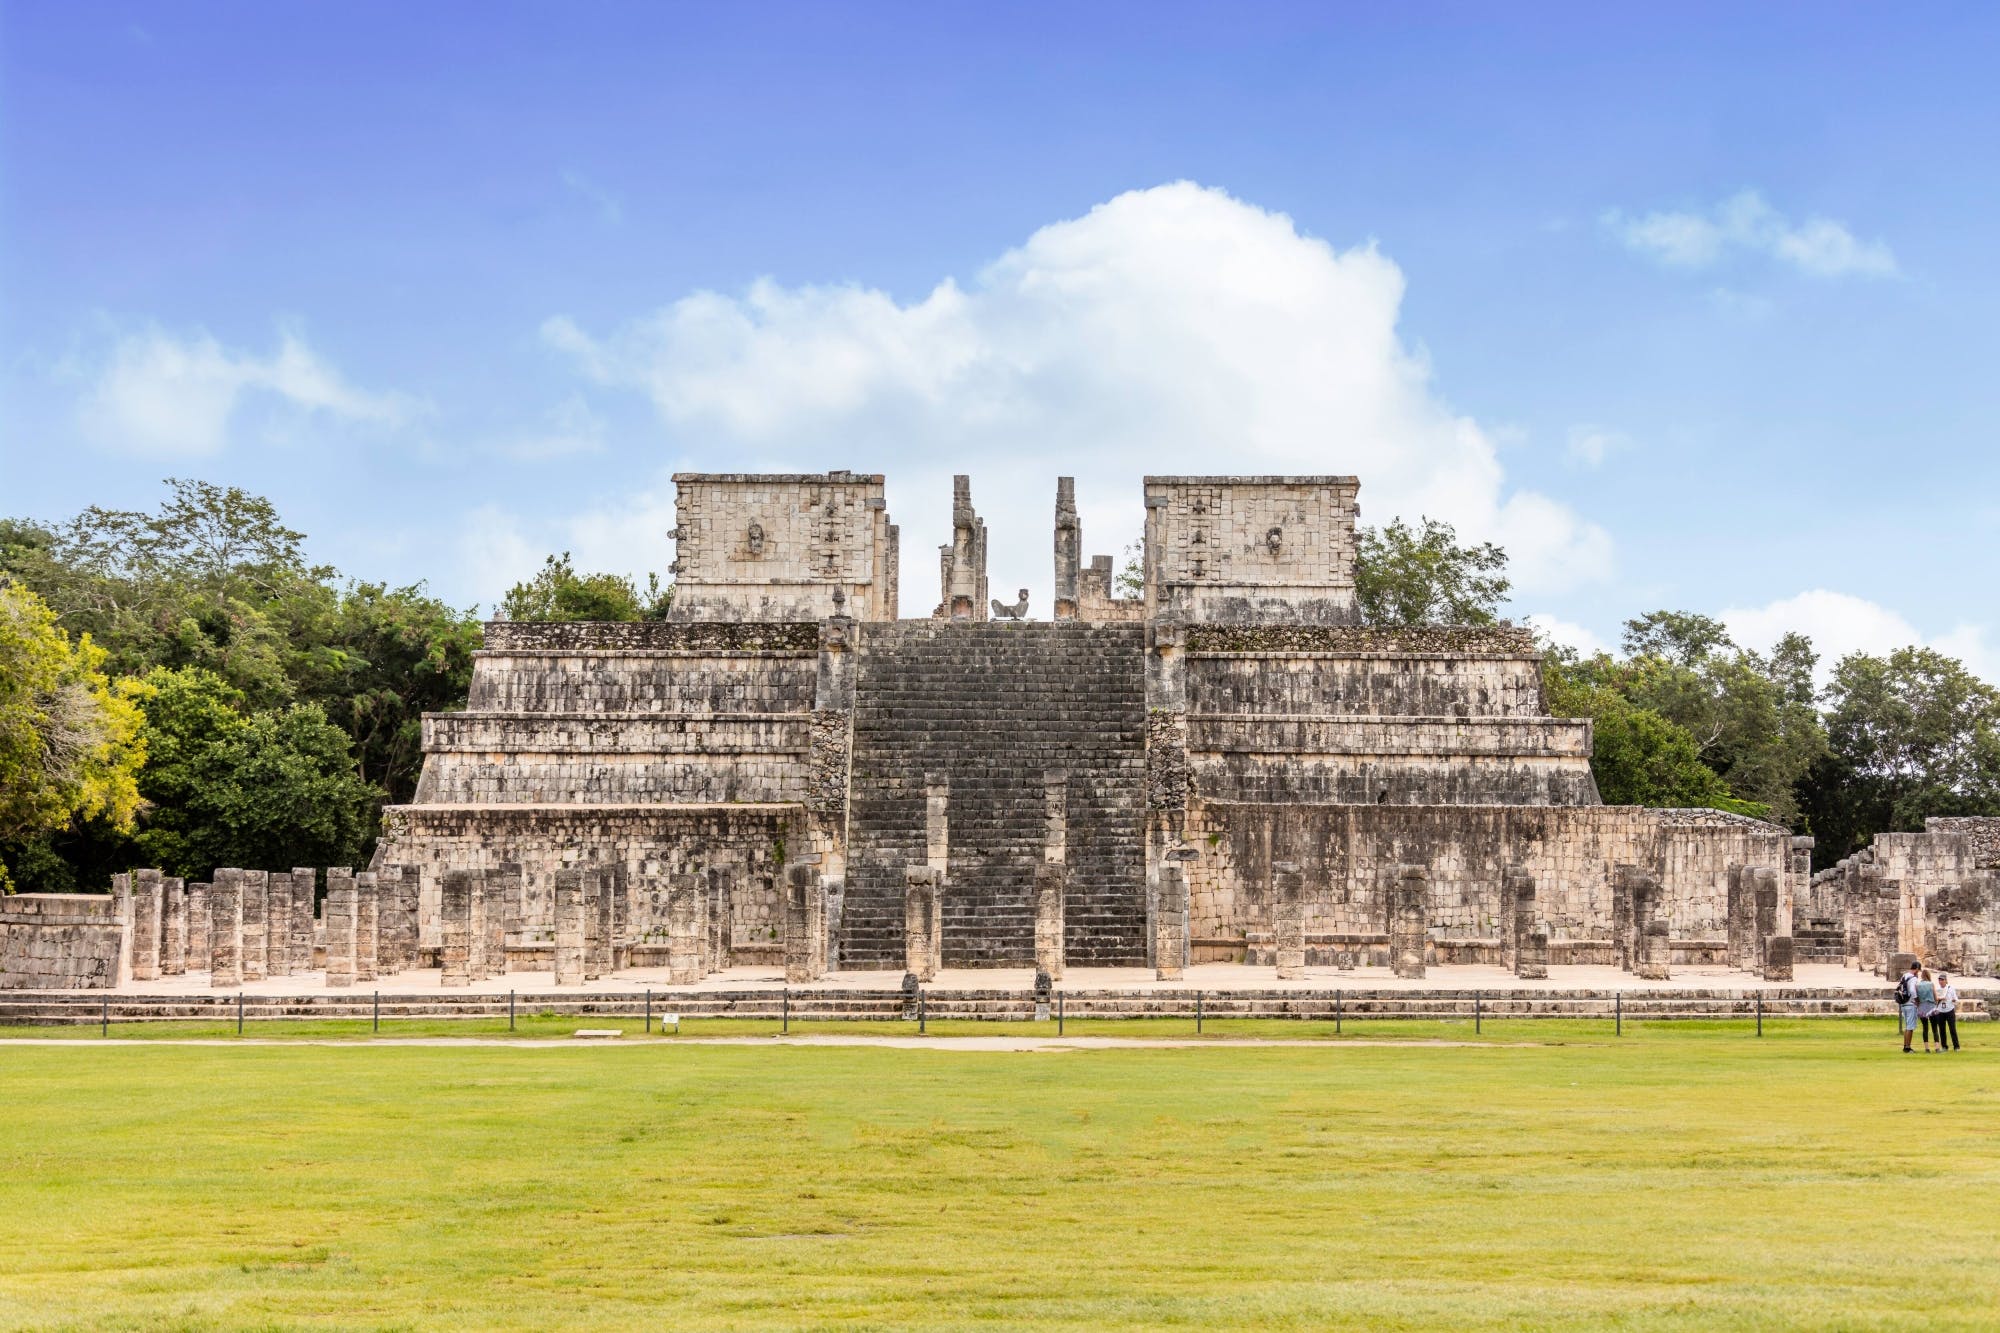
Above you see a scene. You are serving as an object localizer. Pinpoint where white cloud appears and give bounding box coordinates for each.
[457,477,679,614]
[499,396,607,461]
[541,181,1611,608]
[1721,589,1997,687]
[78,324,410,457]
[1565,424,1629,469]
[560,169,624,225]
[1605,190,1897,278]
[1525,613,1608,656]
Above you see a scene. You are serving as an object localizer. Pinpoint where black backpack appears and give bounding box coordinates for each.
[1893,975,1913,1004]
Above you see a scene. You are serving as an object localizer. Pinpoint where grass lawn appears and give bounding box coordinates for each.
[1,1021,1994,1330]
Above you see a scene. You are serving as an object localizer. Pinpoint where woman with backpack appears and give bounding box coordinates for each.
[1916,969,1939,1052]
[1896,961,1922,1052]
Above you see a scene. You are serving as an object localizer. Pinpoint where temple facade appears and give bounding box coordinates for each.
[365,470,1837,977]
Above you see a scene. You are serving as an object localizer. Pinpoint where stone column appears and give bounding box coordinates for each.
[392,866,422,974]
[610,864,629,970]
[1612,864,1639,971]
[438,869,474,987]
[1155,860,1189,982]
[904,866,942,982]
[1506,865,1546,980]
[1033,863,1066,982]
[291,868,318,974]
[187,882,211,974]
[1751,867,1780,975]
[485,864,519,976]
[1856,866,1887,972]
[1763,933,1795,981]
[111,872,134,986]
[668,873,706,984]
[264,873,293,977]
[926,777,950,877]
[937,474,988,620]
[1632,870,1671,980]
[209,869,243,988]
[131,868,163,981]
[586,869,615,980]
[324,870,358,988]
[785,862,825,983]
[1389,864,1429,980]
[1052,476,1080,620]
[161,876,187,975]
[553,868,586,986]
[706,866,733,971]
[355,872,379,983]
[1272,861,1305,980]
[1725,865,1751,971]
[239,870,268,981]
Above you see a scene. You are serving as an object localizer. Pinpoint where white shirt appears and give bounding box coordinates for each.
[1937,984,1959,1013]
[1903,971,1922,1001]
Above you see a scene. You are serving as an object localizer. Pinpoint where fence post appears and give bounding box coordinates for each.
[509,988,515,1032]
[1335,988,1342,1035]
[919,989,926,1035]
[1615,991,1622,1037]
[782,986,789,1035]
[373,990,379,1034]
[1475,990,1482,1035]
[1057,990,1064,1035]
[101,995,108,1039]
[1196,990,1203,1034]
[1756,991,1763,1038]
[237,990,244,1036]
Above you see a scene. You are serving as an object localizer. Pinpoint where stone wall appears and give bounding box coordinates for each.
[666,471,898,622]
[1181,801,1796,950]
[1143,476,1360,624]
[1,894,125,989]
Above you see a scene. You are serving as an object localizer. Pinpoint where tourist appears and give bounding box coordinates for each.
[1915,969,1939,1052]
[1934,973,1961,1052]
[1896,961,1921,1052]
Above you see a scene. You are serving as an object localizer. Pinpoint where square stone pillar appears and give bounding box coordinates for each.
[1272,861,1305,980]
[355,872,379,983]
[1762,934,1795,981]
[1506,866,1547,980]
[1389,864,1429,980]
[553,868,586,987]
[667,873,706,985]
[438,869,474,987]
[187,882,211,974]
[131,868,163,981]
[610,865,630,970]
[904,866,942,981]
[1725,865,1751,971]
[208,869,243,988]
[1632,870,1671,980]
[1752,868,1780,976]
[161,877,187,975]
[583,869,615,981]
[111,872,134,986]
[263,873,293,977]
[485,864,519,976]
[706,866,733,971]
[240,870,268,982]
[1155,860,1189,982]
[324,870,359,988]
[1033,863,1065,981]
[785,862,825,983]
[290,868,318,974]
[390,865,421,974]
[1612,864,1639,971]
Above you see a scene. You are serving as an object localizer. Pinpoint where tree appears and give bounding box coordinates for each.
[0,584,146,890]
[1355,517,1510,626]
[1800,647,2000,862]
[1610,612,1828,827]
[499,553,671,623]
[1542,647,1762,814]
[126,666,380,877]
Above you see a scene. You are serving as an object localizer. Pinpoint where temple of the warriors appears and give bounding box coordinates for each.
[5,470,1996,994]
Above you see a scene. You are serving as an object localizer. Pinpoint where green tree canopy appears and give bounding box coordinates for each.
[1355,517,1510,626]
[0,584,147,889]
[126,666,380,878]
[499,553,671,623]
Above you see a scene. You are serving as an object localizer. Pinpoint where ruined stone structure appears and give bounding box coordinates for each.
[19,471,1984,991]
[353,470,1829,979]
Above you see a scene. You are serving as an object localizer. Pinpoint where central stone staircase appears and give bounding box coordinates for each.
[839,621,1149,969]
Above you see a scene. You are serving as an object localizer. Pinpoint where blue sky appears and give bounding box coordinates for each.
[4,3,1997,678]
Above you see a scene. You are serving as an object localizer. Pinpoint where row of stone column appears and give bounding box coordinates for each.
[1725,864,1793,981]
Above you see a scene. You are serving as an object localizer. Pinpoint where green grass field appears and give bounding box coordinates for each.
[2,1021,1994,1330]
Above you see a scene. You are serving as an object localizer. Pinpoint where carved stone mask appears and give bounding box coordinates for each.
[1265,526,1284,554]
[746,521,765,556]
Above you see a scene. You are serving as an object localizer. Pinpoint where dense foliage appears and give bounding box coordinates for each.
[499,553,671,623]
